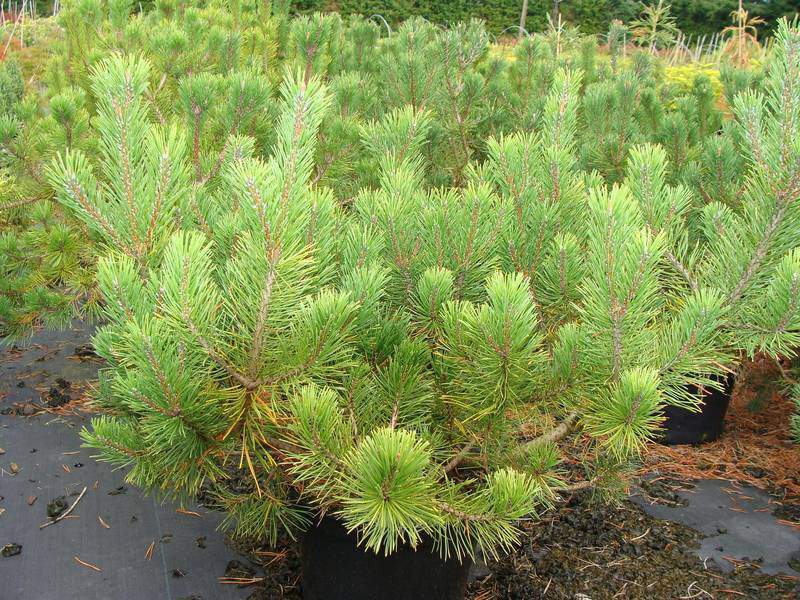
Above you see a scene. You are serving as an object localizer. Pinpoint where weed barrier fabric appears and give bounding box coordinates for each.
[0,414,255,600]
[0,326,254,600]
[633,479,800,576]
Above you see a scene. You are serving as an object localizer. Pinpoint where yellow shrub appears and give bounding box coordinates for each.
[664,63,723,98]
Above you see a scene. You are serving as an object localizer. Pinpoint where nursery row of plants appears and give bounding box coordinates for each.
[1,1,800,598]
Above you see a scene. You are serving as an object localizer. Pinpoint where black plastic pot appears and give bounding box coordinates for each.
[660,373,736,445]
[300,517,473,600]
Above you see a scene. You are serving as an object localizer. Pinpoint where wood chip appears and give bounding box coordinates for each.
[27,495,37,506]
[144,540,155,561]
[61,464,71,473]
[175,508,201,518]
[73,556,102,572]
[0,448,5,455]
[98,516,110,529]
[9,462,19,474]
[40,486,87,529]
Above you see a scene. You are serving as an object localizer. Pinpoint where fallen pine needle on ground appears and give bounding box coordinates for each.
[144,540,155,561]
[73,556,101,572]
[219,577,265,586]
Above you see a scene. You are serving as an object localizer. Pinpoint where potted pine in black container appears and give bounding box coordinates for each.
[46,20,800,600]
[634,20,800,445]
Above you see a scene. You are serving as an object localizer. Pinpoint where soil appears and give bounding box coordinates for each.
[225,559,257,580]
[45,378,72,408]
[71,344,98,358]
[466,491,798,599]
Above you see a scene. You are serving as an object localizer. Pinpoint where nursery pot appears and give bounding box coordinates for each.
[660,373,736,445]
[300,517,473,600]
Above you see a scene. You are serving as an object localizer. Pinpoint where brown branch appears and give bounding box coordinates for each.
[442,443,476,474]
[523,410,579,450]
[0,195,45,211]
[91,435,144,458]
[246,252,280,379]
[727,168,800,306]
[558,478,597,493]
[664,250,699,292]
[111,96,143,256]
[144,153,171,250]
[774,274,800,334]
[436,501,496,523]
[188,320,260,390]
[65,177,125,251]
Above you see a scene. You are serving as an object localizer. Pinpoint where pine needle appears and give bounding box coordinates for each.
[73,556,102,572]
[144,540,155,561]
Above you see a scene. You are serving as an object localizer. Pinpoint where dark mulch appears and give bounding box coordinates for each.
[466,491,798,599]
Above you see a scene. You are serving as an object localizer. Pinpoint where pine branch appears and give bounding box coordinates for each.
[775,275,800,333]
[523,410,579,450]
[184,313,261,390]
[436,500,497,523]
[726,195,794,306]
[558,478,597,493]
[442,443,476,474]
[0,195,44,211]
[64,175,125,251]
[664,249,699,292]
[110,96,144,258]
[246,250,281,379]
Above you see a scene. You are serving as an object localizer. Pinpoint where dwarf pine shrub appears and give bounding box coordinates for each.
[3,0,800,550]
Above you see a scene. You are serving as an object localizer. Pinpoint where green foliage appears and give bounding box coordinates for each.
[698,20,800,358]
[4,1,800,560]
[630,0,680,51]
[0,60,24,116]
[291,1,797,37]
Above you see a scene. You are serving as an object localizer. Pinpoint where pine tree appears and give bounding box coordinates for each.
[42,37,785,560]
[0,54,99,336]
[4,4,738,339]
[6,1,800,559]
[629,0,680,53]
[697,19,800,359]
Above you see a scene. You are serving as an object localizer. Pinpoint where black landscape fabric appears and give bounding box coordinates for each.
[0,325,253,600]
